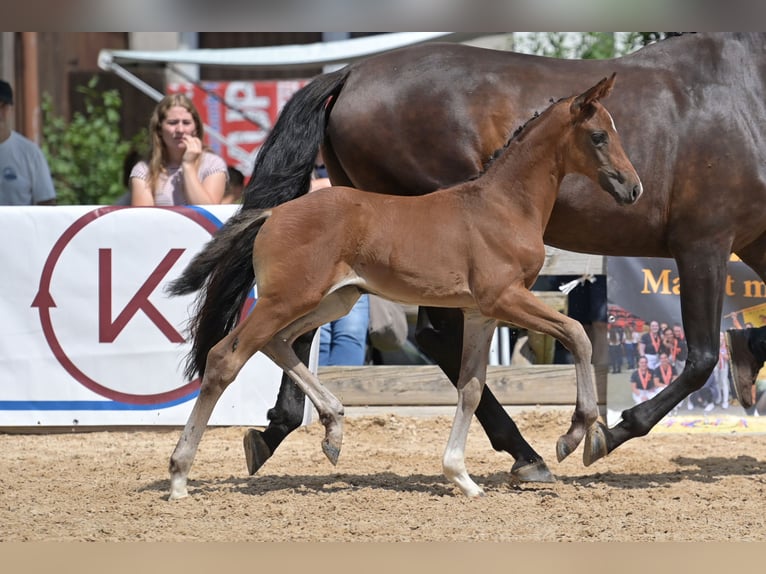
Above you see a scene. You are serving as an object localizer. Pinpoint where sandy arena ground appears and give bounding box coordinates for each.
[1,408,765,542]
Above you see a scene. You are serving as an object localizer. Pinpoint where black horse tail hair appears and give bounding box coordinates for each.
[167,209,270,379]
[242,66,350,210]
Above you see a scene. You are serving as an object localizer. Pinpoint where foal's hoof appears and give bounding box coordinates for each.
[168,476,189,501]
[243,428,272,476]
[583,422,609,467]
[510,459,556,484]
[322,439,341,466]
[555,436,577,462]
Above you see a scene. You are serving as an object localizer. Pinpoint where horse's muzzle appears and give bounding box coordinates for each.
[600,171,643,205]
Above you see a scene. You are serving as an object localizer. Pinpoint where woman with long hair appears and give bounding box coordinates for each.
[130,94,226,206]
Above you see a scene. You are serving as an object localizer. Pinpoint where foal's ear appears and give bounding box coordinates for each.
[571,73,617,121]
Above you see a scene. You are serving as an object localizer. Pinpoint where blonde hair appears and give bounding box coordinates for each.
[146,94,205,192]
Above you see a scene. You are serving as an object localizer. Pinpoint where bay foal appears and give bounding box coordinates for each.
[168,75,641,499]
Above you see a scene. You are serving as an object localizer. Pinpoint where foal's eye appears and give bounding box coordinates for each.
[591,131,608,146]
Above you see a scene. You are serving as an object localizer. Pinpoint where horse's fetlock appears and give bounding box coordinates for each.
[620,407,652,436]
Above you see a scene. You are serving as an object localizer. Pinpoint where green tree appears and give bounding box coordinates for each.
[41,76,146,205]
[510,32,681,60]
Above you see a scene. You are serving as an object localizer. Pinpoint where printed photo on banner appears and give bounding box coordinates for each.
[606,255,766,432]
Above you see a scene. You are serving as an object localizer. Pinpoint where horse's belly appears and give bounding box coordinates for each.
[362,272,474,308]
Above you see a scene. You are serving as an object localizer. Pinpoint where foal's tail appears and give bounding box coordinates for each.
[167,67,350,379]
[168,210,270,380]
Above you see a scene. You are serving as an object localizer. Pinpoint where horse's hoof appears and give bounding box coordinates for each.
[555,436,575,462]
[583,422,609,466]
[243,428,272,476]
[465,487,486,498]
[725,329,758,408]
[510,459,556,484]
[168,477,189,500]
[322,439,341,466]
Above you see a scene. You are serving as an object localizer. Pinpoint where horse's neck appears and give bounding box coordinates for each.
[476,121,566,225]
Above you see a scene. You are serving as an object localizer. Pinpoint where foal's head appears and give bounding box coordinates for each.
[554,74,642,205]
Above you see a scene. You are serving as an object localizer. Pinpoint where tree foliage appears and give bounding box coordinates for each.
[40,76,146,205]
[510,32,681,60]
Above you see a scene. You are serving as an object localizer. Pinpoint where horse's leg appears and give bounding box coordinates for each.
[243,332,313,475]
[726,236,766,407]
[727,325,766,408]
[415,306,554,483]
[481,288,598,462]
[256,288,362,464]
[584,245,728,463]
[169,305,284,500]
[262,338,345,464]
[442,312,496,497]
[168,368,233,500]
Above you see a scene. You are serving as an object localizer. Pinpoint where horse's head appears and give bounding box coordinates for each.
[567,74,643,206]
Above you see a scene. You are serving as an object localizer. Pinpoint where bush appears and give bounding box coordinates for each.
[41,76,146,205]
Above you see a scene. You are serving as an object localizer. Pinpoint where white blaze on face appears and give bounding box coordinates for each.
[606,109,617,132]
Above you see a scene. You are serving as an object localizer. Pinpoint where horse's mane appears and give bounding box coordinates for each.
[471,96,562,181]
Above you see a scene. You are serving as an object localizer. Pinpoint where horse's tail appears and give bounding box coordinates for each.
[167,210,270,380]
[242,66,351,210]
[167,67,350,379]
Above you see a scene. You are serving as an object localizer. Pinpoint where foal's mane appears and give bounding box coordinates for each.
[471,96,563,181]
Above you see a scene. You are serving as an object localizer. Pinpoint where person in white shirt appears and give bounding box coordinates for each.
[0,79,56,206]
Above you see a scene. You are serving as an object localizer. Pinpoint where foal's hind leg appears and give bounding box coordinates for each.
[168,370,231,499]
[416,307,554,483]
[169,292,331,499]
[169,315,271,499]
[243,288,361,473]
[262,338,345,464]
[482,288,598,463]
[257,288,364,464]
[442,312,497,497]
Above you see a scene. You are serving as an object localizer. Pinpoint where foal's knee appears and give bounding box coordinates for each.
[562,320,592,361]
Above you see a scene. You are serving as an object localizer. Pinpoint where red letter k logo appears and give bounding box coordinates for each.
[98,248,186,344]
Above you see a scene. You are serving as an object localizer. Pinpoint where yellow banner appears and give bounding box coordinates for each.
[738,301,766,327]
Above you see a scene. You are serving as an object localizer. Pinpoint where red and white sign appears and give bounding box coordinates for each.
[0,205,314,427]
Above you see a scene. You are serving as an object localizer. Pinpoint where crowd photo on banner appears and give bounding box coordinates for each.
[606,255,766,423]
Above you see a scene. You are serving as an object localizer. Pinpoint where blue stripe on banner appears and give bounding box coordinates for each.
[0,391,198,411]
[187,205,224,227]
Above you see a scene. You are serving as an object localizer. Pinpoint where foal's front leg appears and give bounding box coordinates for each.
[484,287,599,463]
[442,313,497,497]
[416,306,554,483]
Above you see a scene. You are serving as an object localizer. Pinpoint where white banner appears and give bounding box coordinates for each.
[0,205,313,427]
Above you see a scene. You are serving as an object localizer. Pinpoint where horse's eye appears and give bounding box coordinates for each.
[591,131,608,146]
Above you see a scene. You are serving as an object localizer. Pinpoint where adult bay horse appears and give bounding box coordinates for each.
[167,76,641,499]
[175,33,766,482]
